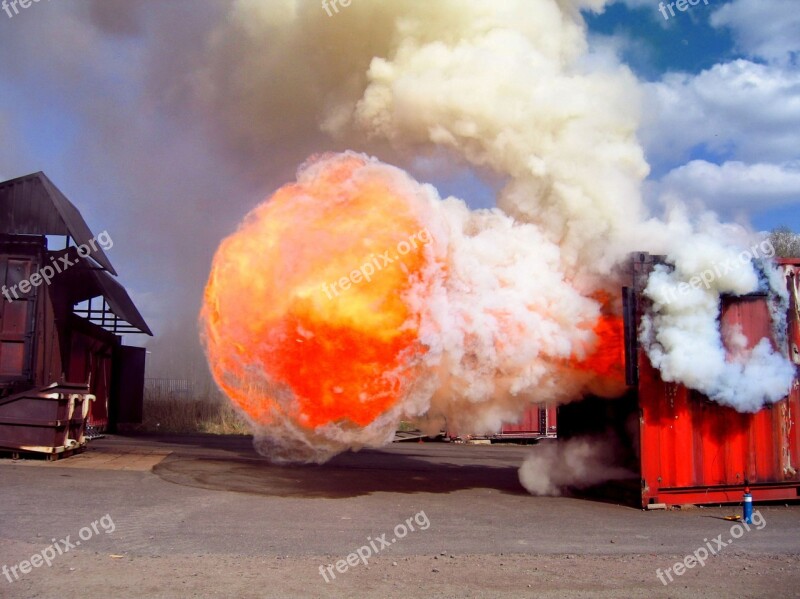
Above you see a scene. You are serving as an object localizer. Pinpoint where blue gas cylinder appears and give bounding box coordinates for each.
[743,487,753,524]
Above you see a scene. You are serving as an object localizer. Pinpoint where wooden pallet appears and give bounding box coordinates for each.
[0,444,87,462]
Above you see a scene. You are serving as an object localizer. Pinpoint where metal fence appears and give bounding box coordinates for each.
[144,378,195,398]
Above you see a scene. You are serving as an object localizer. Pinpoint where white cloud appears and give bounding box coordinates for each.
[626,0,800,223]
[655,160,800,213]
[710,0,800,64]
[641,59,800,166]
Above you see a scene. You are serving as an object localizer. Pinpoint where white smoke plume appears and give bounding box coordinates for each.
[518,437,632,496]
[202,152,621,462]
[198,0,795,463]
[639,210,795,412]
[197,0,648,281]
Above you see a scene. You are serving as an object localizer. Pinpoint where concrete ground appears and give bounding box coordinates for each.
[1,434,798,598]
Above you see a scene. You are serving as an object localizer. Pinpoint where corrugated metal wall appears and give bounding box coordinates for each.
[635,259,800,507]
[500,405,557,436]
[557,255,800,507]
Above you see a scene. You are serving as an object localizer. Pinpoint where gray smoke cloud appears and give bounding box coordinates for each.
[518,437,633,496]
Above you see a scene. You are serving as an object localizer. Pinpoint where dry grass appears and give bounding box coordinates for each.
[139,389,417,436]
[140,389,250,435]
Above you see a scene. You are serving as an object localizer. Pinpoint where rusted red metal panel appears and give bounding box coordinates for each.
[65,326,116,431]
[501,406,537,434]
[780,259,799,366]
[637,258,800,508]
[546,405,557,434]
[446,404,557,439]
[497,405,557,435]
[555,255,799,507]
[0,246,39,382]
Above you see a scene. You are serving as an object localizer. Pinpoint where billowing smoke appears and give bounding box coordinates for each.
[201,152,623,462]
[641,232,795,412]
[518,437,632,496]
[200,0,794,463]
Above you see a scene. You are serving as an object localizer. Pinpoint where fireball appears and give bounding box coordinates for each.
[201,153,438,458]
[202,152,626,462]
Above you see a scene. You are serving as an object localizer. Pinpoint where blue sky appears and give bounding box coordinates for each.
[584,0,799,233]
[585,2,737,79]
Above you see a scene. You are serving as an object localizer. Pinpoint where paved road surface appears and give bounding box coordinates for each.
[1,434,798,598]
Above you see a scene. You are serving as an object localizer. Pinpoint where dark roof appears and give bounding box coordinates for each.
[1,171,152,336]
[0,172,117,275]
[58,264,153,336]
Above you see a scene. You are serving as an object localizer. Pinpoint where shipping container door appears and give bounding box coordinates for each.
[0,256,37,382]
[111,345,146,427]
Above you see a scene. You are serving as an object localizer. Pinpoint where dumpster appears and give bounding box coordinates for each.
[0,382,94,456]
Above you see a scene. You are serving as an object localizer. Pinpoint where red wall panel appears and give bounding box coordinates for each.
[637,263,800,507]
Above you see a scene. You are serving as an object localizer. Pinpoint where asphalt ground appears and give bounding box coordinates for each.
[1,434,798,598]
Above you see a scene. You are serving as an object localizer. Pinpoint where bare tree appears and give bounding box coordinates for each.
[769,226,800,258]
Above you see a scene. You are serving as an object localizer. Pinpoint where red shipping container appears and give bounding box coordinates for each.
[500,405,557,437]
[559,255,800,507]
[634,255,800,507]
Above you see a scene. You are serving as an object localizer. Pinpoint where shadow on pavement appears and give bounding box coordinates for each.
[130,432,530,498]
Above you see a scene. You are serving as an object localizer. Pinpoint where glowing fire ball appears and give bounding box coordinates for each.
[201,152,625,463]
[201,153,442,461]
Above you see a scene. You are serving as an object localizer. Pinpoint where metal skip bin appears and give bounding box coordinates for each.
[0,382,94,457]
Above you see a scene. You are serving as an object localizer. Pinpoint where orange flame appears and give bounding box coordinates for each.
[569,290,626,390]
[202,153,629,450]
[201,154,432,430]
[578,314,626,384]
